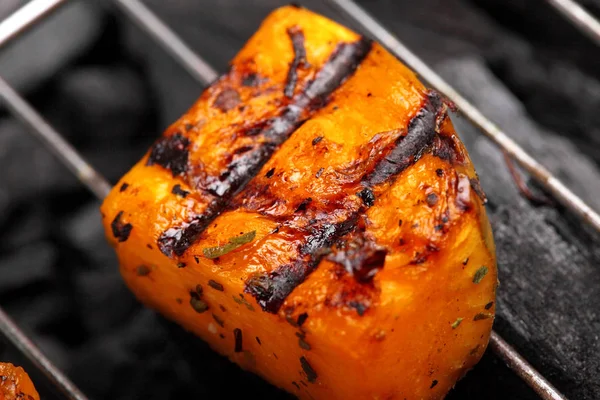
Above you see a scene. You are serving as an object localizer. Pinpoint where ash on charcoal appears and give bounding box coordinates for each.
[53,66,152,146]
[0,2,102,93]
[0,241,55,293]
[0,119,78,223]
[74,269,138,335]
[62,203,117,268]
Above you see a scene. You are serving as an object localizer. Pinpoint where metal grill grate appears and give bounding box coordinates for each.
[1,0,598,399]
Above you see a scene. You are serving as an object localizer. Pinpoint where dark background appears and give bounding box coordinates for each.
[0,0,599,399]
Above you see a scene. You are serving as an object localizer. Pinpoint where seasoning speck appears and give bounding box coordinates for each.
[426,193,439,207]
[212,313,225,327]
[208,279,224,291]
[472,266,489,284]
[315,167,324,178]
[297,312,308,327]
[451,317,463,329]
[436,169,444,177]
[430,380,438,389]
[292,381,300,390]
[119,182,129,192]
[234,328,243,352]
[485,301,494,310]
[265,168,275,178]
[299,337,311,350]
[473,312,493,321]
[312,136,323,146]
[300,356,318,383]
[357,187,376,207]
[256,336,262,345]
[136,265,151,276]
[177,262,186,268]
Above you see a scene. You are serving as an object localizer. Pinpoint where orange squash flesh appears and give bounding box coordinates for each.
[101,5,497,399]
[0,363,40,400]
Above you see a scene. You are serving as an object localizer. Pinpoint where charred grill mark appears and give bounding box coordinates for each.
[111,211,132,242]
[213,88,241,112]
[362,92,445,187]
[158,38,372,257]
[284,26,307,98]
[147,133,190,177]
[432,133,465,165]
[245,216,358,313]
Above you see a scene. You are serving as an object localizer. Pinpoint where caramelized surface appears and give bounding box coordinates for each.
[0,363,39,400]
[101,5,497,399]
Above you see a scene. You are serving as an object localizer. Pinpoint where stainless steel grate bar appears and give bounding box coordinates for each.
[545,0,600,46]
[0,307,88,400]
[0,1,584,399]
[490,333,566,400]
[326,0,600,236]
[0,0,69,49]
[113,0,218,86]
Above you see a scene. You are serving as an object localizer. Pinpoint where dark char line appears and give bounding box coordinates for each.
[157,35,373,257]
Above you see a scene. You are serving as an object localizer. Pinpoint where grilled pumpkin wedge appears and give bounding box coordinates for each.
[101,5,497,399]
[0,363,39,400]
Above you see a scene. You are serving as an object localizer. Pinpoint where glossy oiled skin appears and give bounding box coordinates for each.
[101,6,497,400]
[0,363,39,400]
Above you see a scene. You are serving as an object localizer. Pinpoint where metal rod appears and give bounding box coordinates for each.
[546,0,600,46]
[0,74,111,199]
[0,307,89,400]
[0,0,69,49]
[327,0,600,234]
[490,332,567,400]
[113,0,219,85]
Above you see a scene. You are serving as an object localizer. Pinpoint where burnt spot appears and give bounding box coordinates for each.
[357,187,376,207]
[245,216,358,313]
[436,168,444,177]
[213,88,241,112]
[295,197,312,213]
[265,168,275,178]
[312,136,323,146]
[284,26,307,98]
[363,92,445,187]
[300,356,318,383]
[208,279,224,291]
[431,380,438,389]
[172,184,189,198]
[426,192,439,207]
[327,236,386,283]
[158,38,372,257]
[469,176,487,204]
[432,133,464,165]
[242,72,261,87]
[234,328,243,352]
[147,133,190,177]
[111,211,132,242]
[256,336,262,345]
[485,301,494,310]
[119,182,129,192]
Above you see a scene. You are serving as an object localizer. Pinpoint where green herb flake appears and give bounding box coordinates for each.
[203,231,257,259]
[451,317,463,329]
[472,266,489,284]
[473,312,494,321]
